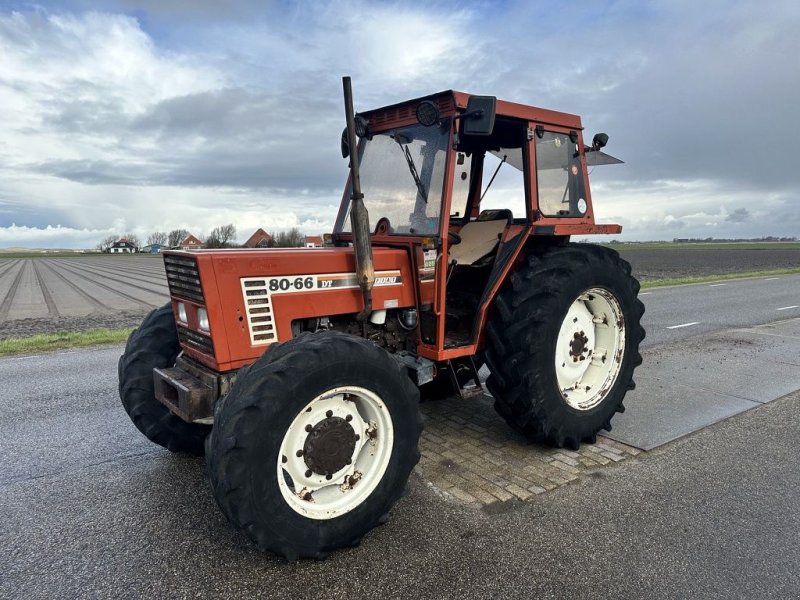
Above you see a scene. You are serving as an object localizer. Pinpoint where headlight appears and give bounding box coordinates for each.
[177,302,187,323]
[197,307,210,332]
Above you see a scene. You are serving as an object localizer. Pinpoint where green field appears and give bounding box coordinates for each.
[0,328,135,357]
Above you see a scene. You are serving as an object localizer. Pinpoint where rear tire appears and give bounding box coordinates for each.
[485,243,644,449]
[206,331,422,559]
[118,304,210,455]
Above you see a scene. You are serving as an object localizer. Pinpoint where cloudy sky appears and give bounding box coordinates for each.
[1,0,798,247]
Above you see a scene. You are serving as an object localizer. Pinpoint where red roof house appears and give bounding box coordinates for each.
[304,235,323,248]
[179,234,204,250]
[244,228,274,248]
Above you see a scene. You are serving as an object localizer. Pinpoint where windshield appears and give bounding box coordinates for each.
[337,122,450,235]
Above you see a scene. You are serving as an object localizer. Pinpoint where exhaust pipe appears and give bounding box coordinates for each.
[342,76,374,321]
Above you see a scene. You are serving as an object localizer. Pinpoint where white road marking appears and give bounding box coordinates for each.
[708,283,726,287]
[776,305,799,311]
[666,321,700,330]
[764,277,781,281]
[639,292,652,296]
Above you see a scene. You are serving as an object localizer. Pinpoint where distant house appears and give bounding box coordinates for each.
[304,235,323,248]
[179,234,204,250]
[140,243,166,254]
[244,228,274,248]
[110,238,137,253]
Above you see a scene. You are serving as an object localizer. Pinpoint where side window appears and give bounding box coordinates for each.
[479,146,526,220]
[450,152,471,219]
[536,131,586,217]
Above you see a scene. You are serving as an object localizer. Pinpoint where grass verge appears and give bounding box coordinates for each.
[0,327,134,357]
[641,267,800,289]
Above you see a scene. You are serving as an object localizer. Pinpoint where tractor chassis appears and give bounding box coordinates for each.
[153,351,436,424]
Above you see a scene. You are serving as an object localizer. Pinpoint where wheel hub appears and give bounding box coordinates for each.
[303,416,358,476]
[569,331,590,362]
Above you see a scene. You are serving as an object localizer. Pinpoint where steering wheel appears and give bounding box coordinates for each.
[447,230,462,245]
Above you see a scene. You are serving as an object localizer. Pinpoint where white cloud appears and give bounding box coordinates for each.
[0,2,799,247]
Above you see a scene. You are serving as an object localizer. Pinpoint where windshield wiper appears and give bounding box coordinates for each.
[392,132,428,203]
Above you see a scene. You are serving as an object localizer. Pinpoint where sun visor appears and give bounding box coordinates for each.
[585,151,624,166]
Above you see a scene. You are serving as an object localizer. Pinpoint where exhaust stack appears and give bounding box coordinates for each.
[342,76,374,321]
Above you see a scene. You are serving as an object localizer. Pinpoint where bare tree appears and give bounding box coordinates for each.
[123,233,140,250]
[168,229,189,247]
[274,228,304,248]
[146,231,168,246]
[206,223,237,248]
[96,235,118,253]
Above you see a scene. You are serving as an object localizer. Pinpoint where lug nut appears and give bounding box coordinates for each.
[305,424,312,432]
[354,434,360,441]
[296,449,304,457]
[326,474,332,480]
[305,469,312,477]
[326,410,333,418]
[282,455,287,464]
[345,414,353,422]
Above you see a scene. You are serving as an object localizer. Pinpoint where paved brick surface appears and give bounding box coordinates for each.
[417,391,641,507]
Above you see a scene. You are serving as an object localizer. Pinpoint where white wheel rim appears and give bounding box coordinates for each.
[277,386,394,520]
[554,287,626,411]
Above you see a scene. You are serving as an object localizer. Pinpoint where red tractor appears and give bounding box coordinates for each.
[118,77,644,559]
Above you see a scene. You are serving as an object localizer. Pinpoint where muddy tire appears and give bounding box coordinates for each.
[206,331,422,559]
[118,304,210,455]
[485,243,644,449]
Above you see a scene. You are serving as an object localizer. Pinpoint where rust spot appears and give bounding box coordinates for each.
[340,470,363,492]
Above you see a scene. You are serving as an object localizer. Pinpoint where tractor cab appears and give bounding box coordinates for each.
[333,90,623,360]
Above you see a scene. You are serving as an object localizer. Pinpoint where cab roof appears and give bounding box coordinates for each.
[360,90,583,131]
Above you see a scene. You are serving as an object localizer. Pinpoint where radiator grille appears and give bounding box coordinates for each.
[164,255,204,303]
[241,278,277,345]
[177,326,215,357]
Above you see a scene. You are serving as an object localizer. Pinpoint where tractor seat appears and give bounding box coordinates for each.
[448,210,512,266]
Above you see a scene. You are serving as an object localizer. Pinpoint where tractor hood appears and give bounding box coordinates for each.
[163,247,416,371]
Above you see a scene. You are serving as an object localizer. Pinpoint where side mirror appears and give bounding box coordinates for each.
[592,133,609,150]
[463,95,496,136]
[340,127,349,158]
[342,116,370,158]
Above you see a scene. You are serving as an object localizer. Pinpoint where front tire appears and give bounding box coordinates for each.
[118,304,211,455]
[485,243,645,449]
[206,331,422,559]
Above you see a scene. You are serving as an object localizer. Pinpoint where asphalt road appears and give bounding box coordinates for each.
[1,346,798,599]
[640,273,800,347]
[1,273,799,598]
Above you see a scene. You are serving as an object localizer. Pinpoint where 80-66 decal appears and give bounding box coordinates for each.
[244,270,403,295]
[266,276,315,291]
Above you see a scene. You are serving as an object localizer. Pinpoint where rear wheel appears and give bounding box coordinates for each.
[485,243,644,449]
[206,331,422,559]
[118,304,210,455]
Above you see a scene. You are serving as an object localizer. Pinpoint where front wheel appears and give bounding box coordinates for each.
[485,243,645,449]
[118,304,210,455]
[206,331,422,559]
